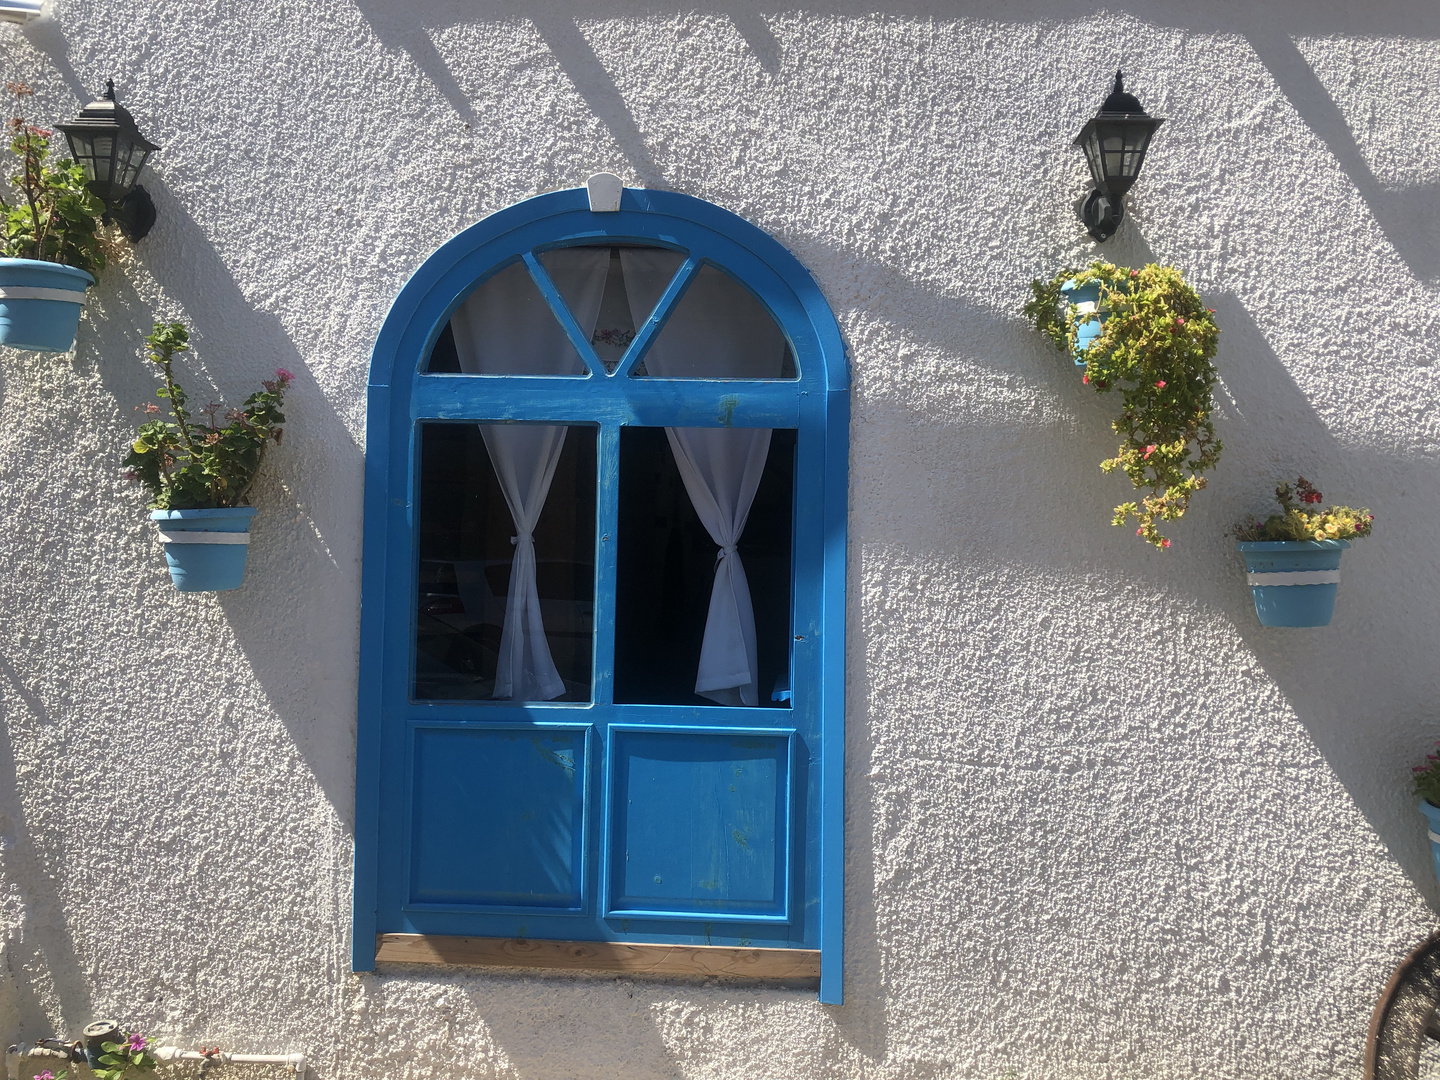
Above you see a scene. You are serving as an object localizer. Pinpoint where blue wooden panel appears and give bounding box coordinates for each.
[407,724,589,911]
[606,726,792,921]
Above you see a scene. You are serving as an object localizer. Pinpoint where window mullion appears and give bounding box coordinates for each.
[613,255,701,378]
[592,422,621,705]
[522,251,606,378]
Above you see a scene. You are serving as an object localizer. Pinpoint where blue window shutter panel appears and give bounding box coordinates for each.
[355,186,849,1001]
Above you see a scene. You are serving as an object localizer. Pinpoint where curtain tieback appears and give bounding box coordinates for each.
[715,543,738,565]
[511,532,534,547]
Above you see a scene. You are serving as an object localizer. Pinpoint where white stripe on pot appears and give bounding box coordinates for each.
[0,286,87,302]
[1246,570,1341,587]
[156,531,250,545]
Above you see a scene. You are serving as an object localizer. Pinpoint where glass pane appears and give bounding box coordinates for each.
[415,422,595,702]
[426,250,609,374]
[622,257,795,379]
[614,426,794,707]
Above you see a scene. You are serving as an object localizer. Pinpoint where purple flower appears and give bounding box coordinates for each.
[126,1033,147,1053]
[37,1071,54,1080]
[274,368,294,383]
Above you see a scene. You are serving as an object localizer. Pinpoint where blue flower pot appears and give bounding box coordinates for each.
[0,258,94,353]
[1421,802,1440,885]
[151,507,257,592]
[1060,279,1106,368]
[1235,540,1350,628]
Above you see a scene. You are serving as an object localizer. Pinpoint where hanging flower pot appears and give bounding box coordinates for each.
[124,322,294,593]
[0,258,93,352]
[1232,477,1373,628]
[1059,278,1105,366]
[150,507,257,592]
[1420,800,1440,886]
[1235,539,1349,627]
[1023,262,1221,549]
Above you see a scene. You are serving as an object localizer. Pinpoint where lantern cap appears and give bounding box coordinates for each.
[1098,71,1149,117]
[57,79,161,153]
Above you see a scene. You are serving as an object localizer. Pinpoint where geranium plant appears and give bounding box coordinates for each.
[1024,261,1221,549]
[1231,477,1374,543]
[1414,744,1440,808]
[0,81,107,275]
[124,321,292,509]
[39,1030,157,1080]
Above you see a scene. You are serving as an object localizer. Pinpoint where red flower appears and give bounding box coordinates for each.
[1161,538,1171,549]
[1155,380,1166,389]
[1082,374,1089,384]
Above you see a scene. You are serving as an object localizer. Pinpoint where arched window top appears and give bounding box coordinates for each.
[369,187,849,397]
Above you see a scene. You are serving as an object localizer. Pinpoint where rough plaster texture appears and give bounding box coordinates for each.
[1,2,1438,1078]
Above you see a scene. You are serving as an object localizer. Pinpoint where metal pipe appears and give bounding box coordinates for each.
[152,1048,306,1076]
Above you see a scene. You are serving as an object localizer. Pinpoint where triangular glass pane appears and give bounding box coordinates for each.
[427,251,608,374]
[620,255,796,379]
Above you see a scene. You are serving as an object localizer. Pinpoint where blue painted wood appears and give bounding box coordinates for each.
[605,725,793,921]
[357,185,848,998]
[406,723,590,912]
[614,255,701,378]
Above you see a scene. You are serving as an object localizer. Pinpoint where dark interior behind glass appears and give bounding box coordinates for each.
[415,423,596,701]
[614,426,795,707]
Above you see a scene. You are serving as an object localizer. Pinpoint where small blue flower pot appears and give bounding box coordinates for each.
[151,507,257,592]
[1235,540,1350,628]
[1060,279,1106,368]
[0,258,93,353]
[1420,802,1440,885]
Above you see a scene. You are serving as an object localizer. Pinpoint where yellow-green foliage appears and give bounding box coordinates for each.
[1024,262,1221,549]
[1232,477,1374,543]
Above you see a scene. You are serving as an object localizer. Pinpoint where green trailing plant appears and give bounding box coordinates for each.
[124,321,293,510]
[1415,743,1440,808]
[37,1030,157,1080]
[1231,477,1374,543]
[0,81,107,275]
[1024,261,1221,549]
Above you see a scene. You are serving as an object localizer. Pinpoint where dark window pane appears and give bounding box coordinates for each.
[614,426,794,707]
[415,423,595,702]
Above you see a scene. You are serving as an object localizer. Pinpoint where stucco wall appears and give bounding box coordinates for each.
[2,2,1439,1077]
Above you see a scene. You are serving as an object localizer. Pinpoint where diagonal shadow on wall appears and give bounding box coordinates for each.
[0,652,97,1040]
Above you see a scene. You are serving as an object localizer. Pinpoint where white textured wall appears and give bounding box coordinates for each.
[2,2,1438,1077]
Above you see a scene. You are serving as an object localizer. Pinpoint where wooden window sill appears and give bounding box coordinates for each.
[376,933,820,981]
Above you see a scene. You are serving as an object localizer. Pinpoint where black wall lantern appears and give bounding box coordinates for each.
[1074,72,1164,242]
[58,80,161,242]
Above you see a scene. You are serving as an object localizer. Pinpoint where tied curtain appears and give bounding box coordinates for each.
[619,250,788,707]
[449,251,609,700]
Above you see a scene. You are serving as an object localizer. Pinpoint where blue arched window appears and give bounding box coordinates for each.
[352,184,848,1003]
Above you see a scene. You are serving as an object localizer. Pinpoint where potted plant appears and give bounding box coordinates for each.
[123,321,293,592]
[0,81,108,352]
[1024,261,1221,549]
[1413,745,1440,887]
[1231,477,1373,627]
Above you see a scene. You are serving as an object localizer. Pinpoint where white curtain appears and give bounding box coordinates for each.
[619,250,788,706]
[450,249,609,700]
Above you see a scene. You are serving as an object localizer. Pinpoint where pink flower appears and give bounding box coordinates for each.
[1161,538,1171,549]
[1143,444,1157,458]
[37,1071,54,1080]
[274,368,294,383]
[1129,270,1138,278]
[1082,374,1089,384]
[126,1032,147,1053]
[1154,380,1166,389]
[1175,317,1185,325]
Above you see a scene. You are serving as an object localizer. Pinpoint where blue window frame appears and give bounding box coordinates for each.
[352,186,848,1003]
